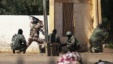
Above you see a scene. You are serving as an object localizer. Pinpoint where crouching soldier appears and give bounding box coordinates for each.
[89,24,108,53]
[11,29,27,54]
[62,31,81,52]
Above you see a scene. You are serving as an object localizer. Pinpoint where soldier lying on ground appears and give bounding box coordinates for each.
[95,60,113,64]
[11,29,27,54]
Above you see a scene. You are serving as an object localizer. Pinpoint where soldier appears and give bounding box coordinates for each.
[11,29,27,54]
[49,29,60,44]
[27,16,45,53]
[62,31,80,52]
[95,60,112,64]
[89,24,108,53]
[48,29,61,56]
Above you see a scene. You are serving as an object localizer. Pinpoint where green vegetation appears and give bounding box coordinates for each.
[101,0,113,45]
[108,42,113,49]
[0,0,49,15]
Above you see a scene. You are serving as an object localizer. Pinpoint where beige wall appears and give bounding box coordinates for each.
[49,0,101,51]
[73,4,92,51]
[54,3,63,39]
[49,0,55,34]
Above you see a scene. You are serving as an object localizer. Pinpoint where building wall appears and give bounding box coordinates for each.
[73,4,93,51]
[49,0,101,51]
[49,0,55,34]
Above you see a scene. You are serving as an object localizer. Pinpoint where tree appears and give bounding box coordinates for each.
[0,0,49,15]
[101,0,113,43]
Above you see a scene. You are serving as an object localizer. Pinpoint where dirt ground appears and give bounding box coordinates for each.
[0,48,113,64]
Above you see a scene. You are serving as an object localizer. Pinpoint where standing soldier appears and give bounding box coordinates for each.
[48,29,61,56]
[27,16,45,53]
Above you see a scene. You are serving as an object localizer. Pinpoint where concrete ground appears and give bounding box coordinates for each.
[0,48,113,64]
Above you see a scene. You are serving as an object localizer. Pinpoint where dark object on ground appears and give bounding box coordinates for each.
[95,60,113,64]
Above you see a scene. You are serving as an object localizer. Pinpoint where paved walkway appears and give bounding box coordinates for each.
[0,52,113,64]
[0,48,113,64]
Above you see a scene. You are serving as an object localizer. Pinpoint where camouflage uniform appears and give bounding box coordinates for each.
[28,19,45,53]
[89,27,108,52]
[28,20,44,45]
[11,34,27,53]
[65,35,80,52]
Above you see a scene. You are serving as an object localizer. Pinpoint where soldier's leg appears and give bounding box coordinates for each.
[53,43,59,56]
[52,43,55,56]
[98,41,103,52]
[13,50,15,54]
[28,37,33,47]
[56,43,60,55]
[21,44,27,53]
[90,41,96,52]
[47,43,52,56]
[36,38,46,53]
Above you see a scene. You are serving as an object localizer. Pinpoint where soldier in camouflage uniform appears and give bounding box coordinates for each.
[11,29,27,54]
[27,16,45,52]
[62,31,80,52]
[89,24,108,53]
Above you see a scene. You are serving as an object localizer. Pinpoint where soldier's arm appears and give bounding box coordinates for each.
[35,23,40,28]
[11,34,16,42]
[21,35,27,45]
[34,20,43,28]
[39,20,43,28]
[67,36,75,46]
[30,22,34,29]
[40,28,45,35]
[38,20,45,35]
[56,36,61,44]
[48,34,51,43]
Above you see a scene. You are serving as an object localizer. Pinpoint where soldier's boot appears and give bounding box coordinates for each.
[13,50,15,54]
[90,47,96,53]
[22,46,27,54]
[23,50,26,54]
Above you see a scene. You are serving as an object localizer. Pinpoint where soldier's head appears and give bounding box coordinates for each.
[52,29,57,34]
[31,16,39,24]
[18,29,23,35]
[66,31,72,38]
[98,24,104,29]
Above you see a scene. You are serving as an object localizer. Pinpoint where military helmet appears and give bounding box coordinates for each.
[66,31,72,36]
